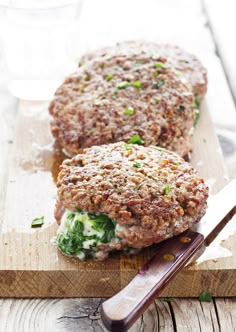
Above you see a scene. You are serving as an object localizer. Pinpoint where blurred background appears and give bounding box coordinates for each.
[0,0,234,100]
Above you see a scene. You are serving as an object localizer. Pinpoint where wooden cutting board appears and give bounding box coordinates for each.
[0,60,236,298]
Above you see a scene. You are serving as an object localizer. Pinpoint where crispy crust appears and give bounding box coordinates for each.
[49,51,194,157]
[56,142,208,249]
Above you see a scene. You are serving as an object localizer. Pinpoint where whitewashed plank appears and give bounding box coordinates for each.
[214,298,236,331]
[171,298,220,331]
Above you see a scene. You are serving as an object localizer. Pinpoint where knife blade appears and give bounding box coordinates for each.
[101,178,236,332]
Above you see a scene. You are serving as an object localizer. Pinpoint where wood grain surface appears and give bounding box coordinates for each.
[0,54,235,297]
[1,297,236,332]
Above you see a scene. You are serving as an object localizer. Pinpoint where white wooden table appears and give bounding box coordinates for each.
[0,0,236,330]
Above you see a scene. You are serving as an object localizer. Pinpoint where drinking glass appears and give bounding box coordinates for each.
[0,0,84,100]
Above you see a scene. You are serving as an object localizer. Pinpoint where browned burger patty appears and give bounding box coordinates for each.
[49,51,194,157]
[55,142,208,260]
[79,40,208,101]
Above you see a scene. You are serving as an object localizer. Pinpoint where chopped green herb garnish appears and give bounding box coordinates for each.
[83,73,90,81]
[174,162,180,166]
[153,72,160,77]
[124,143,132,150]
[132,80,142,89]
[194,93,200,109]
[98,63,104,69]
[31,216,44,228]
[178,105,185,112]
[112,90,118,100]
[194,109,200,126]
[116,81,129,89]
[128,134,144,145]
[104,74,113,81]
[164,185,171,195]
[124,107,135,116]
[155,80,165,89]
[133,161,142,168]
[199,291,212,302]
[154,62,167,69]
[155,98,161,105]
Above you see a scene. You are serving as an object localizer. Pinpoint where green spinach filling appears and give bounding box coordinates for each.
[56,210,116,260]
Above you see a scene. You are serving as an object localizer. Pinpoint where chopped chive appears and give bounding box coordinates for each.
[155,80,165,89]
[154,62,167,69]
[132,80,142,89]
[194,109,200,126]
[104,74,113,81]
[116,81,129,89]
[31,216,44,228]
[124,107,135,116]
[133,161,142,168]
[128,134,144,145]
[164,185,171,195]
[194,93,200,109]
[199,291,212,302]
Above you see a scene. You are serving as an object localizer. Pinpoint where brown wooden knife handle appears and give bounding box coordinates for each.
[101,229,204,332]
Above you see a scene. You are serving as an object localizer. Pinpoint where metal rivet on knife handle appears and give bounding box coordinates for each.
[180,236,192,243]
[163,253,175,261]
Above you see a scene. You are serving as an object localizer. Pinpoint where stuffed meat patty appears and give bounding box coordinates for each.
[49,51,195,158]
[54,142,208,260]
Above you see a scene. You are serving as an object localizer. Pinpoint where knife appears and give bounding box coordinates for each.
[101,178,236,332]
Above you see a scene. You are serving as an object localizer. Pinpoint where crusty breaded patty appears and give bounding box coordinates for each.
[55,142,208,259]
[49,52,194,157]
[79,40,207,101]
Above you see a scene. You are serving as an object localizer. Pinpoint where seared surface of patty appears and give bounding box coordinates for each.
[79,40,207,100]
[49,51,194,157]
[55,142,208,259]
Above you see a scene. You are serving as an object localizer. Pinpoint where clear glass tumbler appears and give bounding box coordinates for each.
[0,0,84,100]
